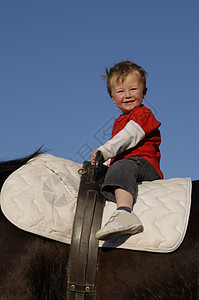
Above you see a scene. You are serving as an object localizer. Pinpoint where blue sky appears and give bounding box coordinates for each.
[1,0,199,180]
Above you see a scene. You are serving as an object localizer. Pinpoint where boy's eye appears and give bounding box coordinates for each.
[117,90,123,93]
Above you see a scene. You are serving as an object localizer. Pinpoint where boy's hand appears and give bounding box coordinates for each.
[90,149,98,165]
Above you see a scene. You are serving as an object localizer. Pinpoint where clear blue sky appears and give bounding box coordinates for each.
[1,0,199,180]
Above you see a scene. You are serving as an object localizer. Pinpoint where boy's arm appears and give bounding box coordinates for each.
[98,120,145,161]
[91,149,98,165]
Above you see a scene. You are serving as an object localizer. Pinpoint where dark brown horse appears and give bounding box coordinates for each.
[0,151,198,300]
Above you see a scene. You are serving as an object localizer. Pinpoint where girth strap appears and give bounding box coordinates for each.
[67,159,106,300]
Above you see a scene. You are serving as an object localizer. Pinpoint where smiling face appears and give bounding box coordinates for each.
[110,72,147,114]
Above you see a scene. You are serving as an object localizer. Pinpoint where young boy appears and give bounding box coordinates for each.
[91,60,163,241]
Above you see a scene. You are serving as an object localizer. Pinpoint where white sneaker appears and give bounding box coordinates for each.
[96,210,143,240]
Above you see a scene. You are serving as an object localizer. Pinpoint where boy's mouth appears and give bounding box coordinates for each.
[124,100,135,104]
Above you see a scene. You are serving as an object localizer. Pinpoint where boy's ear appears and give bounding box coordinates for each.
[111,96,116,104]
[143,87,148,98]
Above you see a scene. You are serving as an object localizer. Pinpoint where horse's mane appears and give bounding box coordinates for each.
[0,146,46,188]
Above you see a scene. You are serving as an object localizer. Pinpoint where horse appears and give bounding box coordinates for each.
[0,150,198,300]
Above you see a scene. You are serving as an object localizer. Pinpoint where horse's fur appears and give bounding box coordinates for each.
[0,152,198,300]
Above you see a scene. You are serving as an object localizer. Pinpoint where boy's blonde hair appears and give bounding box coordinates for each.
[104,61,147,97]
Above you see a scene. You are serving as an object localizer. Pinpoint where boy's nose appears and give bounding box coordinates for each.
[125,90,132,98]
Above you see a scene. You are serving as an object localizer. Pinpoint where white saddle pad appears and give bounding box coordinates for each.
[0,154,192,253]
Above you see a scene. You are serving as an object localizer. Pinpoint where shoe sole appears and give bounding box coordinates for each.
[96,224,143,241]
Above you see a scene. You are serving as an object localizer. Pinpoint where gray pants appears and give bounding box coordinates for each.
[101,157,161,203]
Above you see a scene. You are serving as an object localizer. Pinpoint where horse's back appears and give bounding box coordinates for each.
[96,180,199,300]
[0,180,198,299]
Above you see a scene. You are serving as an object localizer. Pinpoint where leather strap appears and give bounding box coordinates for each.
[67,161,106,300]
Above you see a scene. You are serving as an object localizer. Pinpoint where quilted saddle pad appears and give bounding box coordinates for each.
[0,154,192,253]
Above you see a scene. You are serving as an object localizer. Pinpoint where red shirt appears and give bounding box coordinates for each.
[110,106,163,179]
